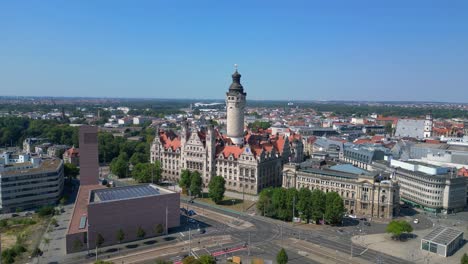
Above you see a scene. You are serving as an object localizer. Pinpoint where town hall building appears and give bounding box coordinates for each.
[150,69,304,194]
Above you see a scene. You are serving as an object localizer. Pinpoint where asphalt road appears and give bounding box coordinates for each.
[177,200,412,264]
[58,176,415,264]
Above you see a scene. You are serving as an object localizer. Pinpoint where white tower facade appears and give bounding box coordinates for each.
[226,68,246,145]
[424,112,433,138]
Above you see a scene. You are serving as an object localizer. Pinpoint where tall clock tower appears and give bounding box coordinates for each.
[226,66,247,145]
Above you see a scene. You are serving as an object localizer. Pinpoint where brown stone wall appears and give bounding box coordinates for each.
[87,193,180,248]
[79,126,99,186]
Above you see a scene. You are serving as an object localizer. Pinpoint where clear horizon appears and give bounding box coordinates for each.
[1,1,468,102]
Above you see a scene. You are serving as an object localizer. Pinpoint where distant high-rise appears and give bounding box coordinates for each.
[226,65,246,145]
[78,126,99,185]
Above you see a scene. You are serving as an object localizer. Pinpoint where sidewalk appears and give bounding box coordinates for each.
[351,229,467,264]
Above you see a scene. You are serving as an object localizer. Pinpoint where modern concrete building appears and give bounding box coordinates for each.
[421,226,464,257]
[0,154,64,213]
[407,142,468,167]
[66,126,180,253]
[66,184,180,253]
[283,161,400,219]
[388,160,466,213]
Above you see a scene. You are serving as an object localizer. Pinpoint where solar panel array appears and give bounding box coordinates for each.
[423,226,463,245]
[94,185,160,202]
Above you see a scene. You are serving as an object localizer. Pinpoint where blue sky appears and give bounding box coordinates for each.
[1,1,468,102]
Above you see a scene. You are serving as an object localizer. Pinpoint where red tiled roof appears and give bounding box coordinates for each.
[159,131,181,151]
[217,145,245,159]
[354,139,372,144]
[64,147,79,157]
[371,135,384,143]
[458,167,468,177]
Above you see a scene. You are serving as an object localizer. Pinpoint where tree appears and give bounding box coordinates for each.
[60,197,67,206]
[179,169,192,191]
[271,188,288,220]
[189,171,203,197]
[324,191,345,225]
[257,187,274,217]
[310,189,326,223]
[286,188,299,220]
[182,255,199,264]
[248,121,272,131]
[50,218,58,227]
[64,163,80,179]
[461,253,468,264]
[384,123,393,135]
[386,220,413,240]
[276,248,288,264]
[208,176,226,204]
[132,163,161,183]
[155,223,164,235]
[72,239,83,251]
[38,205,55,217]
[198,254,216,264]
[116,229,125,244]
[137,226,146,239]
[110,155,129,178]
[96,233,104,248]
[130,152,148,165]
[297,188,312,222]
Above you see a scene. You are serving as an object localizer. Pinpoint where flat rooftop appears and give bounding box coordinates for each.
[0,158,62,177]
[423,226,464,245]
[67,184,105,235]
[90,184,172,203]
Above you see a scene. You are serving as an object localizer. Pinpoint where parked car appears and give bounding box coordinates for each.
[364,222,371,226]
[359,217,367,221]
[413,219,419,224]
[198,228,206,234]
[188,210,196,216]
[188,218,197,224]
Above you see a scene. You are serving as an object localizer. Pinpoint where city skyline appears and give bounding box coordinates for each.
[1,1,468,102]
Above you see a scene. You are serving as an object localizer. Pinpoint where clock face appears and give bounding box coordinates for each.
[246,147,250,153]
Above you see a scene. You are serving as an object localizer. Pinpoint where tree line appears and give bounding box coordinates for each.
[257,187,345,225]
[179,170,226,204]
[0,117,78,148]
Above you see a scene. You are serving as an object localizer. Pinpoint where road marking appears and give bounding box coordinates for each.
[180,232,185,237]
[359,248,368,255]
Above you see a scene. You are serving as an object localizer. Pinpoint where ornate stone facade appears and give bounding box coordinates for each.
[283,163,400,219]
[150,70,304,194]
